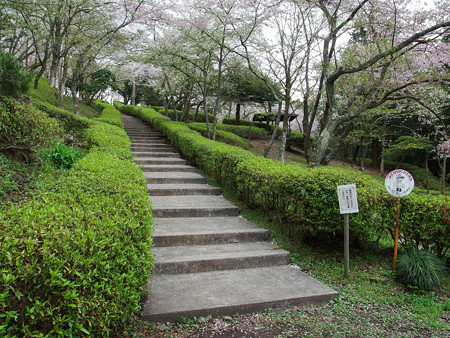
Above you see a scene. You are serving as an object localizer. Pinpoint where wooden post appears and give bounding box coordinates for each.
[344,213,350,278]
[393,197,401,269]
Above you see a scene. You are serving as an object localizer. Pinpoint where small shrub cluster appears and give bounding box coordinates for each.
[0,51,30,97]
[0,97,63,159]
[33,99,90,137]
[41,142,85,170]
[157,108,215,123]
[222,117,282,137]
[188,123,252,150]
[193,122,268,140]
[119,105,450,258]
[1,100,153,335]
[26,77,59,106]
[396,247,447,290]
[93,100,124,128]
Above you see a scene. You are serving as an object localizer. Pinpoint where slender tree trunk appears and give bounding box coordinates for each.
[264,102,282,158]
[131,79,136,106]
[235,103,241,122]
[442,150,447,196]
[425,153,430,193]
[360,143,368,171]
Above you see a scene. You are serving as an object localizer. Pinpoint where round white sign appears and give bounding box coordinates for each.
[385,169,414,198]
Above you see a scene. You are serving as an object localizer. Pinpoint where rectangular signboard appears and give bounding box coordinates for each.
[337,184,359,214]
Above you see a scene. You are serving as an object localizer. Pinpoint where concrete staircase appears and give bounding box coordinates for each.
[122,114,338,322]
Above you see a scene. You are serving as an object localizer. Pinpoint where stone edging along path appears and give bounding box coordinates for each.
[122,113,338,322]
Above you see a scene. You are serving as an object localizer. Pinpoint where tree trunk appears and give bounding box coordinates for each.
[235,103,241,122]
[312,119,339,168]
[264,103,282,158]
[131,79,136,106]
[442,150,447,196]
[371,139,379,168]
[360,143,368,171]
[425,153,430,193]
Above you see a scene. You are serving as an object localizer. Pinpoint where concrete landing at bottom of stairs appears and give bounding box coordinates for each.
[141,265,339,322]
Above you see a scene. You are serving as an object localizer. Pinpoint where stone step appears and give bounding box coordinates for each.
[148,184,220,196]
[142,164,197,172]
[129,137,166,142]
[130,142,169,147]
[153,216,268,246]
[132,151,180,158]
[144,172,206,184]
[151,195,239,217]
[134,158,187,165]
[153,242,290,274]
[130,146,174,152]
[141,266,339,322]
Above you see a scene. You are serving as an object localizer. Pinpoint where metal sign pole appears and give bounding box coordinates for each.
[337,184,359,279]
[344,213,350,278]
[393,197,401,269]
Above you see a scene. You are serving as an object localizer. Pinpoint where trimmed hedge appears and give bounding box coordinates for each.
[190,122,267,140]
[157,108,215,123]
[188,123,252,150]
[1,102,153,335]
[0,97,63,155]
[222,117,283,138]
[93,100,124,129]
[119,105,450,257]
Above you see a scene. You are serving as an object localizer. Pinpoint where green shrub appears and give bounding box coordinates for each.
[286,131,304,150]
[1,102,153,335]
[396,247,447,290]
[42,142,85,170]
[121,106,450,257]
[33,99,91,136]
[26,76,59,106]
[222,117,282,137]
[93,100,124,129]
[0,52,30,97]
[188,123,253,150]
[0,97,63,159]
[190,122,267,140]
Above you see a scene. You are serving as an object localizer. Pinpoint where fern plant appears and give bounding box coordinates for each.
[396,247,447,291]
[43,142,84,170]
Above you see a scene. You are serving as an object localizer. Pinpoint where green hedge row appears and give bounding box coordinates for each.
[191,122,267,140]
[222,117,282,138]
[1,103,153,336]
[157,108,215,124]
[119,105,449,257]
[188,123,252,150]
[93,100,124,129]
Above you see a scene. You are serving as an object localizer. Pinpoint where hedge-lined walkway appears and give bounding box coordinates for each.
[121,113,338,322]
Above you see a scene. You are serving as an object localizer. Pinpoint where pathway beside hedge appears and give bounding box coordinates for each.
[121,113,338,322]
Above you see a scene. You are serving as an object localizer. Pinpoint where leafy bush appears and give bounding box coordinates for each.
[191,122,267,140]
[286,131,304,150]
[33,99,91,136]
[0,97,63,159]
[188,123,252,150]
[0,51,30,97]
[42,142,85,169]
[396,248,447,290]
[93,100,124,128]
[1,105,153,335]
[26,76,59,106]
[120,107,450,257]
[222,117,282,138]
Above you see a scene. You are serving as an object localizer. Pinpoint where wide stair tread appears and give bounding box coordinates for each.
[141,266,339,322]
[148,184,220,196]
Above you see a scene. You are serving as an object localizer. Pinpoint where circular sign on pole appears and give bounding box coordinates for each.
[385,169,414,198]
